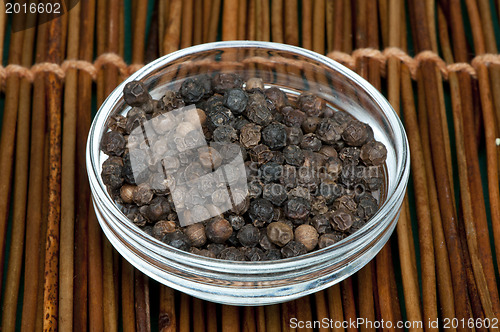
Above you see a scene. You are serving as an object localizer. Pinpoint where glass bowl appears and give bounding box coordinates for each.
[87,41,410,306]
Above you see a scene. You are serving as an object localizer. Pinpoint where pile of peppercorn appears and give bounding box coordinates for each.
[100,73,387,261]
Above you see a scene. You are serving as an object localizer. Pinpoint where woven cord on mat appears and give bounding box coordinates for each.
[2,48,500,89]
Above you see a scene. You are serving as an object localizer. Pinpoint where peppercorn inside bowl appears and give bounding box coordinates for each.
[87,41,410,305]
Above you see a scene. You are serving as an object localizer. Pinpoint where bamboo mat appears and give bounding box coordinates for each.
[1,0,500,331]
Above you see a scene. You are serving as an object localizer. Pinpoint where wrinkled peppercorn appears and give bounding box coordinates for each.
[265,248,282,260]
[311,215,331,234]
[184,223,207,247]
[180,77,208,103]
[245,77,264,92]
[281,241,307,258]
[283,109,306,127]
[284,197,311,221]
[265,87,288,111]
[123,81,151,107]
[356,195,379,220]
[316,118,343,144]
[142,196,171,221]
[213,125,238,142]
[260,162,282,182]
[267,221,294,247]
[101,131,126,156]
[298,93,325,117]
[102,156,124,190]
[244,247,266,261]
[212,73,243,93]
[302,117,321,134]
[162,230,191,251]
[330,209,355,231]
[263,183,287,206]
[240,123,262,148]
[283,145,304,166]
[133,183,154,206]
[360,141,387,166]
[285,126,303,145]
[261,122,287,150]
[318,233,344,249]
[249,198,275,223]
[300,133,322,151]
[342,121,372,146]
[237,224,260,247]
[217,247,246,261]
[224,88,248,114]
[245,93,274,126]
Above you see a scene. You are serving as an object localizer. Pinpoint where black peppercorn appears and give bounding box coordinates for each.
[301,116,321,134]
[153,220,177,240]
[120,184,137,204]
[223,88,248,114]
[360,141,387,166]
[284,197,311,221]
[206,218,233,243]
[281,241,307,258]
[207,105,235,130]
[162,230,191,251]
[212,73,244,93]
[298,92,325,117]
[237,224,260,247]
[213,125,238,142]
[285,126,303,145]
[142,196,171,221]
[339,147,361,165]
[265,249,282,260]
[262,183,287,206]
[261,122,287,150]
[356,195,378,220]
[316,118,343,144]
[244,247,266,261]
[245,93,274,126]
[248,198,275,223]
[342,121,371,146]
[300,133,322,152]
[249,144,274,165]
[318,233,344,249]
[260,162,282,182]
[245,77,264,92]
[228,215,246,230]
[180,77,209,104]
[207,243,226,256]
[265,87,288,111]
[101,156,124,190]
[123,81,151,107]
[283,145,304,166]
[133,183,154,206]
[283,109,306,127]
[217,247,246,261]
[333,195,357,214]
[311,214,331,234]
[330,209,355,231]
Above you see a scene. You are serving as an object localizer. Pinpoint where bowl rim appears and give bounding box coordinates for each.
[87,40,410,270]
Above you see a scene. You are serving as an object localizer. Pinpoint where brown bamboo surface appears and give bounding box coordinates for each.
[1,1,500,331]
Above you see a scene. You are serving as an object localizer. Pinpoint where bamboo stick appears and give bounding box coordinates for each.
[181,0,194,48]
[401,64,439,330]
[302,0,313,49]
[378,0,388,47]
[20,21,48,332]
[145,1,160,63]
[355,0,367,48]
[223,305,240,332]
[281,301,297,332]
[450,70,499,320]
[326,285,344,332]
[222,0,238,40]
[0,0,5,64]
[36,130,50,332]
[447,0,468,62]
[164,0,182,54]
[340,279,357,332]
[243,307,257,332]
[206,301,218,332]
[159,287,176,332]
[247,0,256,40]
[192,298,206,332]
[203,0,212,42]
[265,304,281,332]
[207,0,221,42]
[437,4,454,63]
[133,0,149,63]
[422,59,472,325]
[74,0,97,329]
[194,0,204,44]
[237,0,247,40]
[271,0,283,43]
[476,63,500,304]
[425,0,438,52]
[135,271,151,332]
[284,0,299,46]
[261,0,270,41]
[342,0,352,53]
[416,70,456,326]
[88,207,104,332]
[295,297,313,332]
[42,14,64,330]
[0,13,25,296]
[179,293,191,332]
[357,264,375,332]
[59,3,80,331]
[312,0,326,54]
[331,0,343,51]
[122,259,136,332]
[314,291,329,332]
[1,12,35,332]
